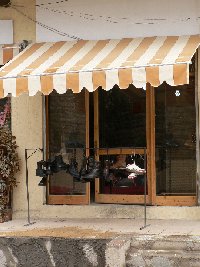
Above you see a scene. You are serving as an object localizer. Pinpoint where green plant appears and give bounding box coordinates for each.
[0,128,20,220]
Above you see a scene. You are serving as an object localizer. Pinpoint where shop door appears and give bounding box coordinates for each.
[94,85,152,204]
[46,89,90,204]
[154,57,197,206]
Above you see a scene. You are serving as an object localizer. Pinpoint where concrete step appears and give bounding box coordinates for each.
[126,249,200,267]
[126,235,200,267]
[130,235,200,251]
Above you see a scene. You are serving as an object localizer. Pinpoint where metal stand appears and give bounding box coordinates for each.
[24,148,43,226]
[140,148,150,230]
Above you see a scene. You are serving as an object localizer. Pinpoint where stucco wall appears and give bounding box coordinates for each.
[0,1,44,216]
[0,0,36,43]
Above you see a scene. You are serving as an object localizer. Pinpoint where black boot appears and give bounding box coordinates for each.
[82,161,101,181]
[51,155,69,173]
[103,160,110,182]
[87,156,95,173]
[79,156,87,179]
[68,159,80,180]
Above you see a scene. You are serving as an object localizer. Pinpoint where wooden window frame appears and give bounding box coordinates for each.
[94,82,197,206]
[44,59,198,206]
[46,91,91,205]
[94,85,153,204]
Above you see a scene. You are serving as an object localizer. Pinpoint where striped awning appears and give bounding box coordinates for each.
[0,44,20,66]
[0,35,199,98]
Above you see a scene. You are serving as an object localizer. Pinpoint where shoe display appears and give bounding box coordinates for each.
[38,177,47,186]
[87,156,95,173]
[79,156,87,177]
[68,158,80,180]
[103,160,110,181]
[128,172,137,179]
[51,155,69,173]
[126,163,146,174]
[82,161,101,181]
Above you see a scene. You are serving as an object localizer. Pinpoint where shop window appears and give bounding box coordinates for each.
[48,89,87,196]
[99,85,146,148]
[155,58,196,195]
[97,85,147,196]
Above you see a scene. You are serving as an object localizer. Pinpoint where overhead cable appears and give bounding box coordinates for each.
[12,6,80,40]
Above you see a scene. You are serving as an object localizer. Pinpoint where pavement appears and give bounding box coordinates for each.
[0,219,200,266]
[0,218,200,238]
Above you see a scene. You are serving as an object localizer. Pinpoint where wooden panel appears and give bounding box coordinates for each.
[95,179,150,204]
[94,89,99,160]
[99,148,145,155]
[146,83,156,205]
[45,96,49,158]
[196,50,200,205]
[48,182,90,205]
[45,96,50,201]
[155,196,196,206]
[95,178,100,197]
[95,193,150,204]
[85,90,90,157]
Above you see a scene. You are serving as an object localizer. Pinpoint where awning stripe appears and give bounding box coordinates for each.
[56,40,96,73]
[146,66,160,87]
[121,37,156,67]
[161,36,190,65]
[0,35,199,97]
[22,42,69,76]
[176,35,200,63]
[173,64,188,85]
[81,39,121,71]
[134,36,167,67]
[70,40,110,71]
[149,36,179,65]
[96,38,133,69]
[118,68,132,89]
[4,43,52,77]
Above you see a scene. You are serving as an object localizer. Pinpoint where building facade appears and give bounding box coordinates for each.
[1,0,200,220]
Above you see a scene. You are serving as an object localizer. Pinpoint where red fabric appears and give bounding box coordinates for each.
[103,185,145,195]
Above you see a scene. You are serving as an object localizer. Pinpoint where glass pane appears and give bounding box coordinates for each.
[155,62,196,195]
[48,89,86,195]
[99,85,146,148]
[99,153,147,195]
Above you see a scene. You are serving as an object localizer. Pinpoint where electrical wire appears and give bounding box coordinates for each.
[35,0,69,6]
[11,2,200,25]
[12,6,80,40]
[38,6,200,25]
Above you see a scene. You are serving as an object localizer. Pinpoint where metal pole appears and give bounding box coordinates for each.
[144,148,147,226]
[140,148,150,230]
[24,148,42,226]
[25,149,31,225]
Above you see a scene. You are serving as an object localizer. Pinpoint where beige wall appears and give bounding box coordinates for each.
[0,0,36,43]
[0,1,45,216]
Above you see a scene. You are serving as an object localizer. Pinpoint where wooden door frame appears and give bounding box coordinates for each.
[154,58,198,206]
[94,87,152,204]
[46,91,90,205]
[94,83,197,206]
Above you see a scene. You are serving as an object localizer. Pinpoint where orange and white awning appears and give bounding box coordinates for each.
[0,44,20,66]
[0,35,199,97]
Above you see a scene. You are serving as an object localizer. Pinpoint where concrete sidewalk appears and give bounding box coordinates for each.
[0,219,200,266]
[0,218,199,238]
